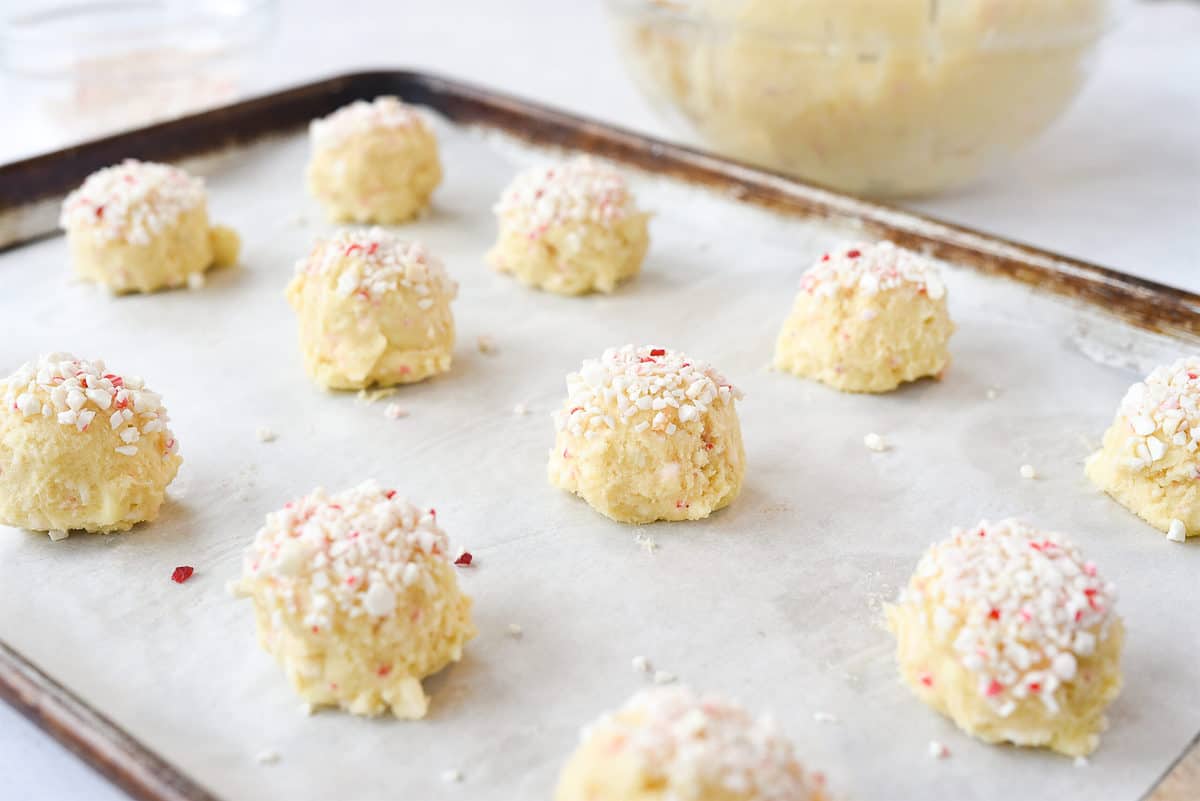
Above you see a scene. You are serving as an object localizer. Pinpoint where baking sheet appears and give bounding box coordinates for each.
[1,115,1198,801]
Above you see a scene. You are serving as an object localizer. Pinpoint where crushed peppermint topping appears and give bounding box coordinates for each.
[653,670,678,685]
[293,227,457,303]
[1,353,178,459]
[1167,519,1187,543]
[494,156,639,240]
[309,96,429,150]
[239,481,456,632]
[928,741,950,760]
[897,519,1119,717]
[864,432,887,452]
[581,687,819,801]
[1116,357,1200,470]
[60,160,205,245]
[632,655,651,673]
[554,345,741,439]
[171,566,195,584]
[799,241,945,300]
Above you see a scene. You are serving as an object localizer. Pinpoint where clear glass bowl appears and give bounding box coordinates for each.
[1,1,277,151]
[605,0,1119,198]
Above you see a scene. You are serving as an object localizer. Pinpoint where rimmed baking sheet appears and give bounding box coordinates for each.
[1,74,1198,801]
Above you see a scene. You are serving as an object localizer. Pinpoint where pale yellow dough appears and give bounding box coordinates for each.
[235,481,475,719]
[1086,357,1200,538]
[60,160,239,294]
[886,520,1124,757]
[0,354,181,535]
[613,0,1109,196]
[557,686,828,801]
[548,345,744,524]
[306,96,442,224]
[774,241,953,393]
[286,228,457,390]
[488,157,650,295]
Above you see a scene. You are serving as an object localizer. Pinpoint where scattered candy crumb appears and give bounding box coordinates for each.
[256,426,277,443]
[1167,518,1187,543]
[1019,464,1037,479]
[928,741,950,760]
[512,402,529,416]
[864,432,887,452]
[986,387,1000,400]
[171,565,195,584]
[1074,756,1089,768]
[632,655,651,673]
[48,530,69,542]
[653,670,677,685]
[255,750,280,765]
[813,712,838,724]
[635,532,659,554]
[384,402,408,420]
[507,623,523,638]
[454,550,474,567]
[300,703,315,717]
[441,768,464,783]
[186,272,206,290]
[476,335,497,355]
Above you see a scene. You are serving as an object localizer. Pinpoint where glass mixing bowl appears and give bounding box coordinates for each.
[1,0,277,154]
[606,0,1120,198]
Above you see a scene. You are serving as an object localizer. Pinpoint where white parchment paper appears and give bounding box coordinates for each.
[1,117,1198,801]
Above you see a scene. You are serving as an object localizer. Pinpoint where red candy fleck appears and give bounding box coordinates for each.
[988,608,1000,620]
[919,673,934,687]
[846,249,862,258]
[385,490,397,499]
[1028,682,1042,693]
[454,551,473,567]
[377,665,392,677]
[649,348,666,357]
[705,443,714,450]
[171,566,194,584]
[985,680,1004,697]
[821,253,830,262]
[345,243,363,255]
[367,242,379,256]
[639,357,655,363]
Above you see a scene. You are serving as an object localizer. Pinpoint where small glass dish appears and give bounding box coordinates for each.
[605,0,1121,198]
[1,1,277,151]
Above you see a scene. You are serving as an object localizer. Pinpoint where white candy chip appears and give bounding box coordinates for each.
[864,432,887,452]
[1167,519,1187,543]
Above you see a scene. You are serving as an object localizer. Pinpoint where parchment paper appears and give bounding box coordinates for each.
[1,117,1198,801]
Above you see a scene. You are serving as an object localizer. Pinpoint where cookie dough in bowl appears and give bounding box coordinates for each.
[233,481,475,719]
[548,345,744,524]
[608,0,1114,196]
[556,686,829,801]
[286,227,457,390]
[1086,357,1200,539]
[488,156,650,295]
[0,353,182,536]
[306,96,442,224]
[886,519,1124,757]
[60,159,240,293]
[773,241,953,393]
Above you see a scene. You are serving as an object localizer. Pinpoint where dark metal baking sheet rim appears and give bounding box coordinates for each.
[0,69,1195,801]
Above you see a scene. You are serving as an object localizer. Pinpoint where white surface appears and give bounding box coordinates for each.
[3,115,1200,801]
[1,1,1198,799]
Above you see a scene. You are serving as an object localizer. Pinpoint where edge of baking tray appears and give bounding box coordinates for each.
[1,69,1197,801]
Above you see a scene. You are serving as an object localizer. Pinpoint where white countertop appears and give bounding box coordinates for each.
[1,2,1198,799]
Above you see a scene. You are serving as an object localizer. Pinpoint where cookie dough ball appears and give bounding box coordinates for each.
[0,353,182,535]
[774,241,953,393]
[59,159,239,293]
[234,481,475,719]
[886,519,1124,757]
[556,686,829,801]
[286,228,457,390]
[487,157,650,295]
[306,96,442,224]
[1086,357,1200,539]
[548,345,744,524]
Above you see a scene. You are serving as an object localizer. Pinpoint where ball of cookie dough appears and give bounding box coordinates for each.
[556,686,829,801]
[59,159,239,293]
[0,353,182,536]
[773,241,953,393]
[1086,357,1200,539]
[306,96,442,224]
[548,345,744,524]
[234,481,475,719]
[487,157,650,295]
[286,228,458,390]
[885,519,1124,757]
